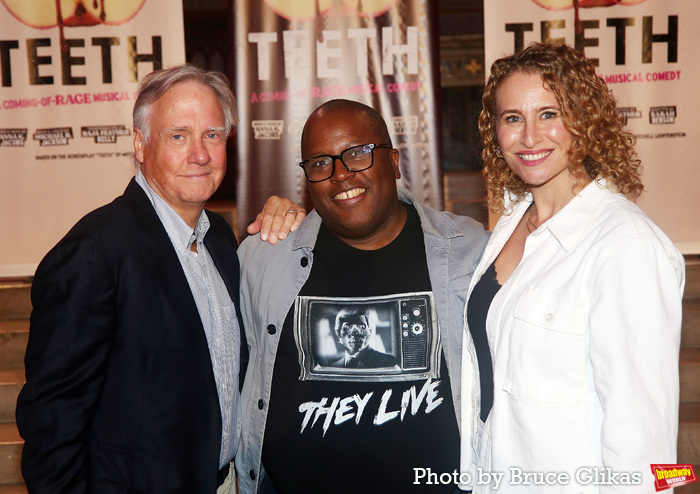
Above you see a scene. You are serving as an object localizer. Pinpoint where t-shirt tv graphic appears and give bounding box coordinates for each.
[291,293,446,438]
[293,293,441,383]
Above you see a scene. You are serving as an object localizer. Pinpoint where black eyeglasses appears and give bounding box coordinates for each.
[299,143,392,183]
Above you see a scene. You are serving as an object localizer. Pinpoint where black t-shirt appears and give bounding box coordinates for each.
[262,204,460,494]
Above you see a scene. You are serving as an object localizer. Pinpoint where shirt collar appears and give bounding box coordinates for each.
[531,178,612,252]
[135,170,210,253]
[398,187,464,239]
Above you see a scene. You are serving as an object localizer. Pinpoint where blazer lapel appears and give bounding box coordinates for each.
[203,218,239,312]
[123,180,221,405]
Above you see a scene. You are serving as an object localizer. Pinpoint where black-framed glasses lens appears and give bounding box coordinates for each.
[299,143,390,183]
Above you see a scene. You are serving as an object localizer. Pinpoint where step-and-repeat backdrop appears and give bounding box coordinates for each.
[3,0,695,275]
[484,0,699,252]
[0,0,185,276]
[234,0,443,237]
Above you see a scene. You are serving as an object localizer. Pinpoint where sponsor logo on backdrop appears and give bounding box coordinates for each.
[34,127,73,146]
[393,116,418,136]
[649,106,676,125]
[252,120,284,140]
[0,128,27,147]
[617,107,642,120]
[81,125,130,143]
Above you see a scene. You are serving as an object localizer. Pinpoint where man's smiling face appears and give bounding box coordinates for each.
[301,104,402,248]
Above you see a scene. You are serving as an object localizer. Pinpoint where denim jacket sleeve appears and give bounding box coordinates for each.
[235,212,322,493]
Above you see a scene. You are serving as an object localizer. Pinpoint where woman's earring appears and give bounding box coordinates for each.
[496,148,503,159]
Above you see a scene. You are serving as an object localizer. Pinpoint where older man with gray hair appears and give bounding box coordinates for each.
[16,64,302,494]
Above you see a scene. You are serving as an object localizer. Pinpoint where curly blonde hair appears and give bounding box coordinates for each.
[479,42,643,213]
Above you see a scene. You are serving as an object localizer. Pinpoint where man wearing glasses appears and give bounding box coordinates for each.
[235,99,488,494]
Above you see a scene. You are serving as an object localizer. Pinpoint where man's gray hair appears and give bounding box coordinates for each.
[133,64,237,142]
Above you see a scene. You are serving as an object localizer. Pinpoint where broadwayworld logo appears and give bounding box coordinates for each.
[651,464,698,491]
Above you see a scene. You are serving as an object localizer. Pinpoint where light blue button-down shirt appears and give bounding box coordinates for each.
[136,170,240,468]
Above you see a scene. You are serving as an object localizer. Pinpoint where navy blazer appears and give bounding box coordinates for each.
[17,179,248,493]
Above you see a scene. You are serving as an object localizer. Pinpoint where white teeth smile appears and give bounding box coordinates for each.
[334,188,366,200]
[518,151,551,161]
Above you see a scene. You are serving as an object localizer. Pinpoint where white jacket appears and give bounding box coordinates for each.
[459,179,685,493]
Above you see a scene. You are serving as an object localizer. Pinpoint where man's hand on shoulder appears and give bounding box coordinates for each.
[247,195,306,244]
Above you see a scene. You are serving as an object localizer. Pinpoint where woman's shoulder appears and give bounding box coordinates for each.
[592,191,663,239]
[586,190,682,266]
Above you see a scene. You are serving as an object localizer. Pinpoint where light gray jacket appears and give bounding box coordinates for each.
[235,188,488,493]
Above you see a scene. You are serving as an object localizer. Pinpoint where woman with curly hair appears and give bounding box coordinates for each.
[459,43,685,492]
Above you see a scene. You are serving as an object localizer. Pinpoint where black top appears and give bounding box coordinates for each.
[466,260,501,422]
[262,204,460,494]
